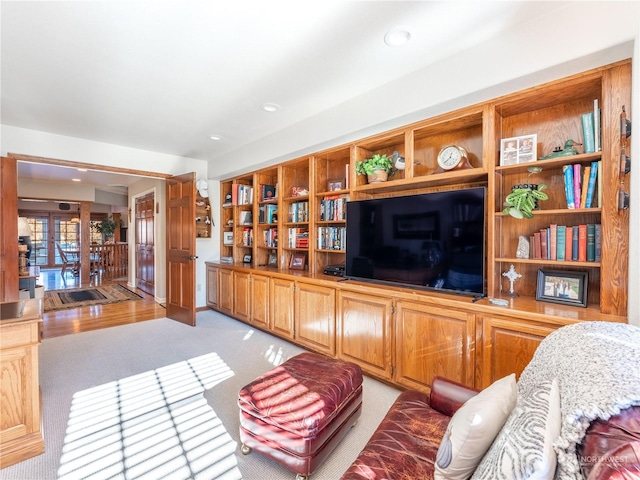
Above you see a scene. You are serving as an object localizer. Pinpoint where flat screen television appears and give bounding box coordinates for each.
[345,187,486,297]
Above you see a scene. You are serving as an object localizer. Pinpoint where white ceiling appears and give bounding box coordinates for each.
[2,1,571,186]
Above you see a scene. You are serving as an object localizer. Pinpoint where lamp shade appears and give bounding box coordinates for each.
[17,217,33,237]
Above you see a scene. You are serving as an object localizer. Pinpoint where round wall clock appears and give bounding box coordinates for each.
[437,145,471,171]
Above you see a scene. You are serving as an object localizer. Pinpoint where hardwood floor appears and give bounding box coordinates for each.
[38,268,166,339]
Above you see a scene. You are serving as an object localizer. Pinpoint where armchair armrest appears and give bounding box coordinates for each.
[429,376,479,417]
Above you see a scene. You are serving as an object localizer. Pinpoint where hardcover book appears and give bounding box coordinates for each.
[557,225,566,261]
[587,223,596,262]
[581,112,595,153]
[563,165,575,209]
[578,224,587,262]
[565,226,573,261]
[580,165,591,208]
[573,164,582,209]
[594,224,602,262]
[585,161,598,209]
[572,226,579,261]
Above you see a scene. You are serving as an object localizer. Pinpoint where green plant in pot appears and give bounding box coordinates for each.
[355,153,396,183]
[503,184,548,219]
[95,218,118,241]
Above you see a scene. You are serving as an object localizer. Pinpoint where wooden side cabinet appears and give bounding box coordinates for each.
[0,299,44,468]
[337,290,393,380]
[294,281,336,356]
[479,315,555,389]
[395,300,475,391]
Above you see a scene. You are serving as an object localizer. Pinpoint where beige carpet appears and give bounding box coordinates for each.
[2,310,401,480]
[43,284,142,311]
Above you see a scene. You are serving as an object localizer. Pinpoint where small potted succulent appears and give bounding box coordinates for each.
[355,154,396,183]
[502,184,548,219]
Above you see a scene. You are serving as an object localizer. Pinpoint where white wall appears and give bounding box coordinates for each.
[2,1,638,320]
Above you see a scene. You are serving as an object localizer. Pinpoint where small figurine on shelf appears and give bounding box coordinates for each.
[502,264,522,297]
[538,139,581,160]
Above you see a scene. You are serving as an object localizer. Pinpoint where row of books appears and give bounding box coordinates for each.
[317,226,346,251]
[288,228,309,248]
[288,201,309,222]
[227,184,254,206]
[530,224,601,262]
[563,161,601,209]
[320,194,348,221]
[241,227,253,247]
[258,204,278,224]
[581,99,601,154]
[263,227,277,248]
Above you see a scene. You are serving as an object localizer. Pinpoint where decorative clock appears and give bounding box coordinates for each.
[436,145,472,172]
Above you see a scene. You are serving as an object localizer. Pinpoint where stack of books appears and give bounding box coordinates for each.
[530,223,601,262]
[562,160,601,209]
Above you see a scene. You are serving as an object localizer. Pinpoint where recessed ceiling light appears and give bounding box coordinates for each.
[261,103,281,113]
[384,27,411,47]
[72,178,81,182]
[208,134,224,141]
[77,168,87,172]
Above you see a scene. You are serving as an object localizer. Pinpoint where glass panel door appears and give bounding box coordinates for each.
[54,216,80,264]
[26,216,49,266]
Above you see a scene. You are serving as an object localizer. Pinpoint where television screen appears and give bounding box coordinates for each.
[345,187,486,296]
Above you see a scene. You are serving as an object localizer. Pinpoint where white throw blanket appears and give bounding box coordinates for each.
[517,321,640,480]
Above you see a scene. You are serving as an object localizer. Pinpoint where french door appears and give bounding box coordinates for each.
[19,213,80,267]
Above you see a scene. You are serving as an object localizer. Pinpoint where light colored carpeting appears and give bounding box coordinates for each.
[2,310,401,480]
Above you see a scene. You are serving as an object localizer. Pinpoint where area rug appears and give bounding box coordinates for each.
[44,284,142,311]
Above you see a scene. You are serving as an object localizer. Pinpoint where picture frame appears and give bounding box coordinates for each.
[267,252,278,267]
[223,231,234,245]
[536,269,588,307]
[500,134,537,166]
[289,253,306,270]
[328,179,345,191]
[243,254,252,264]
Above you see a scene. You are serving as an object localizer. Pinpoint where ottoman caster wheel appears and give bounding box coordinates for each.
[240,443,251,455]
[295,475,308,480]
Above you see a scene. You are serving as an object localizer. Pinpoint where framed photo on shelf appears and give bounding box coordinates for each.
[267,252,278,267]
[223,232,234,245]
[328,179,345,191]
[243,254,252,264]
[500,134,537,166]
[536,269,588,307]
[289,253,306,270]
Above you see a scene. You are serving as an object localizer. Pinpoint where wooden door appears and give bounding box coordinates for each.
[294,281,336,355]
[337,290,393,380]
[206,264,219,309]
[135,192,155,295]
[0,157,19,302]
[233,271,250,323]
[395,300,475,393]
[250,273,269,329]
[270,277,294,340]
[218,268,233,315]
[479,315,554,389]
[166,173,196,326]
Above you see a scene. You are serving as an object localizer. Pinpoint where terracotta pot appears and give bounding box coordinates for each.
[367,169,388,183]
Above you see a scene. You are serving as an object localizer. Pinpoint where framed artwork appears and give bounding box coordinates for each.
[328,179,345,191]
[267,252,278,267]
[536,269,588,307]
[500,134,537,166]
[289,253,306,270]
[243,254,252,264]
[223,231,234,245]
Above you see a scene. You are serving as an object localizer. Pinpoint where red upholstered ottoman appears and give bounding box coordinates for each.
[238,352,363,480]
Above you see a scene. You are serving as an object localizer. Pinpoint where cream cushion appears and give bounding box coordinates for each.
[434,373,517,480]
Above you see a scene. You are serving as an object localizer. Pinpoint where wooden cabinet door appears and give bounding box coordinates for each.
[217,268,233,315]
[270,277,294,340]
[233,271,251,323]
[337,290,393,380]
[294,282,336,356]
[250,274,269,329]
[479,316,555,389]
[395,300,475,393]
[205,264,218,308]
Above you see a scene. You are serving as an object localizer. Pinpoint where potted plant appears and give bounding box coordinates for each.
[502,184,548,219]
[95,218,118,241]
[355,153,396,183]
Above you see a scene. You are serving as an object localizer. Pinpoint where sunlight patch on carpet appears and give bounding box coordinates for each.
[58,352,239,480]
